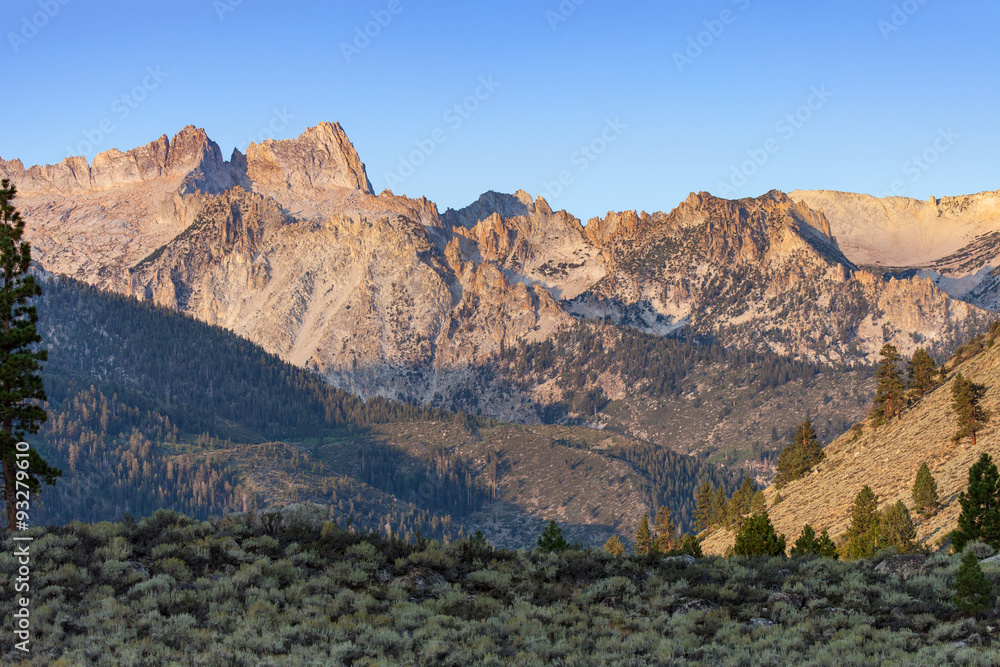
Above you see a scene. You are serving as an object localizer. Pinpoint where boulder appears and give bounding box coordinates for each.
[874,554,927,579]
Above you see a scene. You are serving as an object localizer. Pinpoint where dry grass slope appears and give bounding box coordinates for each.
[703,340,1000,555]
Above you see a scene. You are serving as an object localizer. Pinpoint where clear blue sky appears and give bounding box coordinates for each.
[1,0,997,222]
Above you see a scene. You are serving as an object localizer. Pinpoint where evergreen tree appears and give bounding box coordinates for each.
[774,420,825,488]
[749,490,767,516]
[951,373,991,446]
[790,524,819,556]
[537,520,569,553]
[653,506,676,553]
[911,462,939,517]
[790,524,841,559]
[693,481,713,532]
[0,180,61,531]
[678,533,703,558]
[880,500,918,554]
[733,511,786,557]
[711,486,730,529]
[816,529,838,559]
[871,344,905,425]
[729,477,755,532]
[634,513,653,555]
[845,486,882,559]
[603,534,626,557]
[953,551,992,617]
[732,477,755,516]
[952,453,1000,552]
[907,348,938,401]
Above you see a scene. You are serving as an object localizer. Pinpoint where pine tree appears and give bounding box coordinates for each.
[791,524,844,559]
[678,533,703,558]
[774,420,825,488]
[845,486,882,559]
[729,477,755,532]
[732,477,755,516]
[816,529,838,559]
[603,534,626,557]
[911,462,939,517]
[871,344,905,425]
[653,506,676,553]
[790,524,819,556]
[711,486,730,529]
[907,348,938,401]
[634,513,653,555]
[750,490,767,516]
[537,520,569,553]
[0,180,61,532]
[951,373,991,446]
[952,452,1000,552]
[733,511,786,557]
[693,481,713,532]
[953,551,992,617]
[880,500,918,554]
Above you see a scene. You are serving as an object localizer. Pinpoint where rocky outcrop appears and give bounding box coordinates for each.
[0,126,242,195]
[445,189,605,301]
[246,121,373,199]
[569,190,983,361]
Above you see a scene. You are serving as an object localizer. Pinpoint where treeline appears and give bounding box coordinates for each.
[38,275,482,441]
[32,385,462,541]
[605,442,741,531]
[358,442,492,518]
[32,386,251,523]
[495,319,835,412]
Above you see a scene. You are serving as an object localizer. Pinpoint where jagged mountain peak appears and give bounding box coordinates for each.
[245,121,373,197]
[584,189,837,256]
[0,125,242,195]
[442,189,538,228]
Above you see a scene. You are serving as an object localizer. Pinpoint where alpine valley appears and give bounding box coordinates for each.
[4,123,999,547]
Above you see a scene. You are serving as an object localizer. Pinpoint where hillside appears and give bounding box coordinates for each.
[702,329,1000,556]
[3,509,998,664]
[33,276,738,547]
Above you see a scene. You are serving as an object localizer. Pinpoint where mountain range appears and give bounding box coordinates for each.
[3,122,999,543]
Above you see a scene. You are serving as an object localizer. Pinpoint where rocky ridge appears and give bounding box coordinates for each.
[792,189,1000,310]
[3,123,996,411]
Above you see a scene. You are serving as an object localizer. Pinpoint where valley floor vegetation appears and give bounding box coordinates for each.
[2,506,1000,666]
